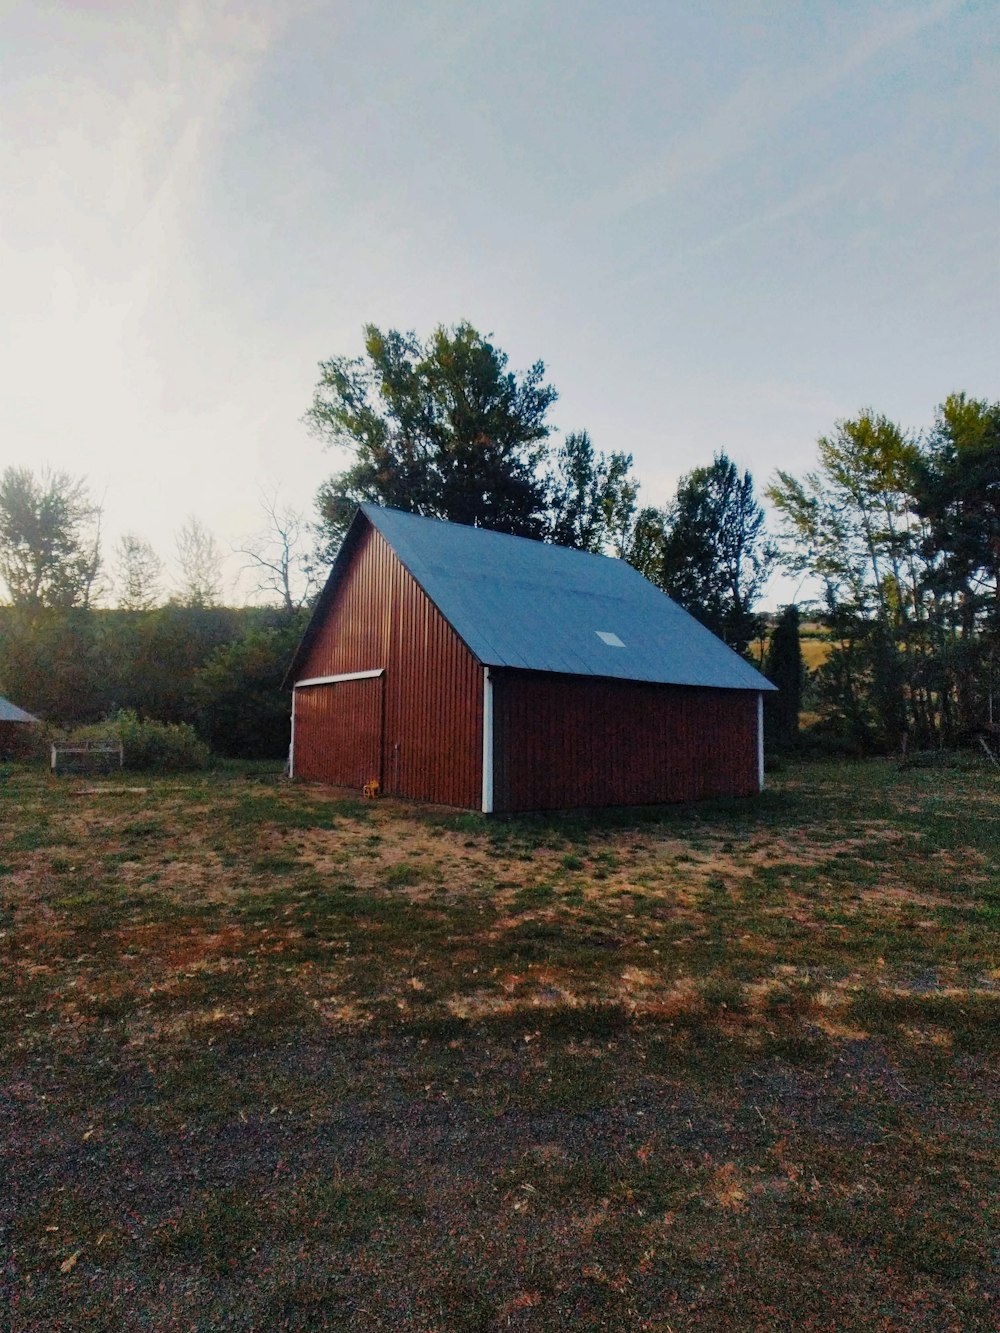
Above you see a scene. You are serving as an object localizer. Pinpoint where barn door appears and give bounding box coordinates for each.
[293,674,385,790]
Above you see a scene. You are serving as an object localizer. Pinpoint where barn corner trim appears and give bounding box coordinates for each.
[757,691,765,792]
[481,667,494,813]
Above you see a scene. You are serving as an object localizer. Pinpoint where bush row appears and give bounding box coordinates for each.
[70,710,210,772]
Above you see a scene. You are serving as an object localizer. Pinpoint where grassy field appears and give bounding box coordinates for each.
[2,758,999,1331]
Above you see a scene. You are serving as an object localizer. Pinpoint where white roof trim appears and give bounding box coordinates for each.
[294,668,384,689]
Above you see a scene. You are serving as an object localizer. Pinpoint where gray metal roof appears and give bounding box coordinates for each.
[0,696,39,724]
[358,505,774,692]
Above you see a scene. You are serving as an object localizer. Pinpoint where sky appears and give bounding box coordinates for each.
[1,0,997,606]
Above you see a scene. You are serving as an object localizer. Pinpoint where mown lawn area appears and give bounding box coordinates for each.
[1,757,998,1331]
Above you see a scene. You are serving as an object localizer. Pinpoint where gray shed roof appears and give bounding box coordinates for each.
[288,504,774,693]
[0,696,39,724]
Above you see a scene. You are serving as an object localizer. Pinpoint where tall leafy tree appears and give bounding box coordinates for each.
[913,393,1000,730]
[768,413,923,748]
[622,506,666,582]
[309,323,558,552]
[0,467,102,609]
[768,413,922,623]
[547,431,639,555]
[765,400,1000,748]
[653,453,774,656]
[915,394,1000,619]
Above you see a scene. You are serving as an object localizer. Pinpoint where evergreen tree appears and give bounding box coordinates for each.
[114,533,163,611]
[655,453,774,656]
[764,605,804,747]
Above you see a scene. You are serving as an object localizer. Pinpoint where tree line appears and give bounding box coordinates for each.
[0,474,313,756]
[0,472,318,756]
[1,320,995,759]
[768,395,999,752]
[0,468,319,615]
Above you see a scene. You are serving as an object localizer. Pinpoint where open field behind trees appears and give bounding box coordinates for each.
[2,760,999,1330]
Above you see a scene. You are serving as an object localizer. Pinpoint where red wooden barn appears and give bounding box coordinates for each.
[284,505,776,813]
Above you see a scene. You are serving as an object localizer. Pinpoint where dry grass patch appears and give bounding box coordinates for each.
[2,757,999,1330]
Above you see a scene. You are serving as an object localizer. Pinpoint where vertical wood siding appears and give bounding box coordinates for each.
[293,676,383,788]
[294,523,483,807]
[492,671,758,812]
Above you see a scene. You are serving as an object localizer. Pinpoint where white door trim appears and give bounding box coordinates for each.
[482,667,494,814]
[293,668,385,689]
[757,692,765,792]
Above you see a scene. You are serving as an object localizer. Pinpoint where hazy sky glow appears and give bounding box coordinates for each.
[1,0,997,603]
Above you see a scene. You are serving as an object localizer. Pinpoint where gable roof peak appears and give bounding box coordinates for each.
[286,503,774,694]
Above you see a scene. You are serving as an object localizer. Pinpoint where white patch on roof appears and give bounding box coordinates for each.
[595,630,625,648]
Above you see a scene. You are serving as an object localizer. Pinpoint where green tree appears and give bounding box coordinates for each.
[0,467,102,609]
[0,605,109,724]
[913,393,1000,732]
[768,413,922,624]
[621,506,665,582]
[309,323,558,552]
[764,604,804,747]
[547,431,639,555]
[193,614,307,758]
[114,532,163,611]
[915,395,1000,619]
[124,604,241,725]
[768,412,924,749]
[654,453,774,656]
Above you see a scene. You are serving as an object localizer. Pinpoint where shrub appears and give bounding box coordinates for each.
[192,619,304,760]
[72,710,210,772]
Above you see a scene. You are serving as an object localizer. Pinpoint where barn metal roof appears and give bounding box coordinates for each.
[0,696,39,723]
[293,504,771,693]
